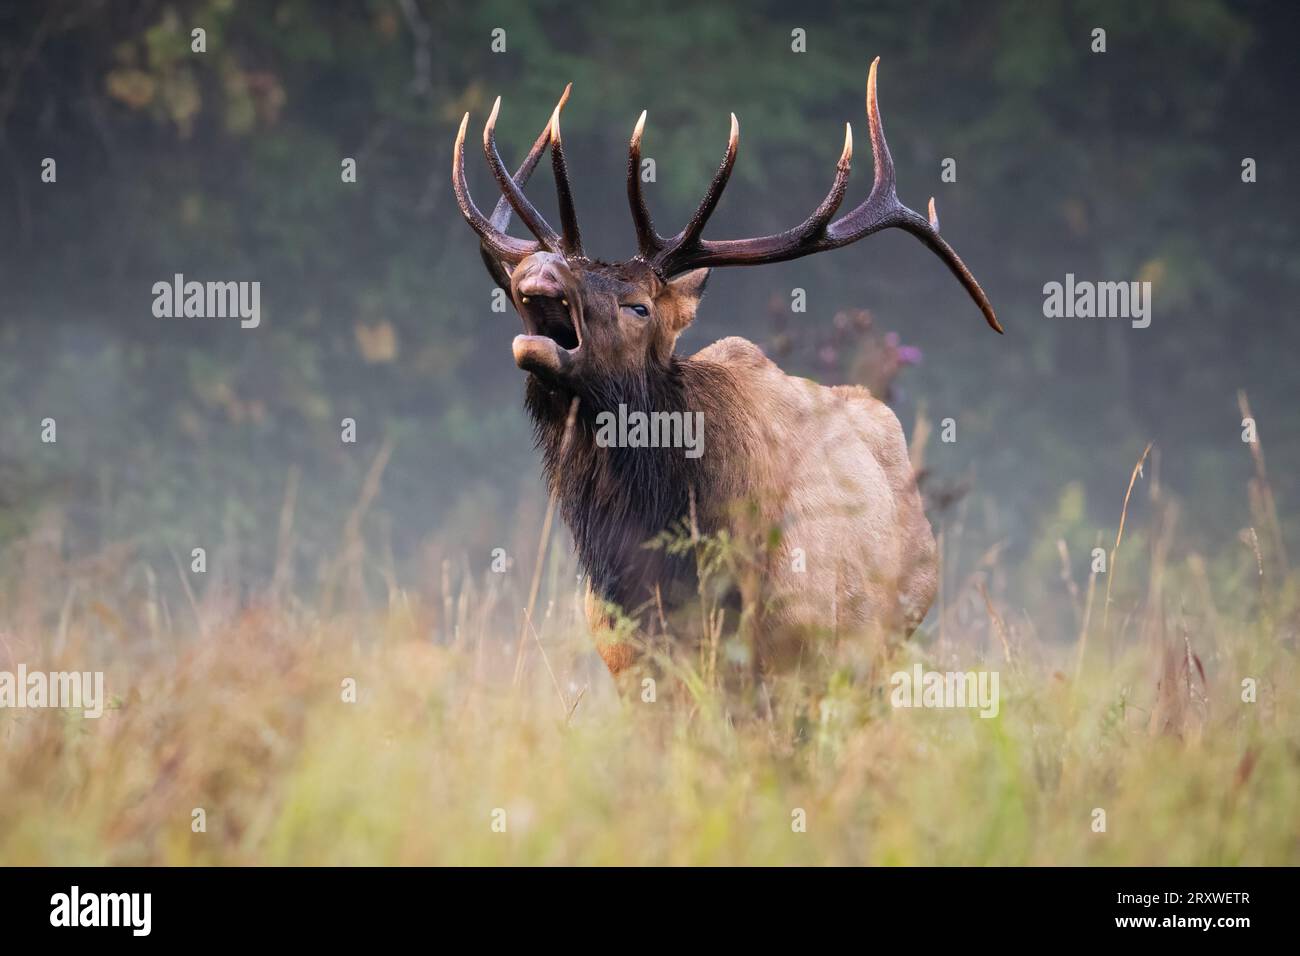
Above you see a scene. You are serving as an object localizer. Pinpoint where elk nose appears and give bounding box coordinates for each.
[517,260,569,300]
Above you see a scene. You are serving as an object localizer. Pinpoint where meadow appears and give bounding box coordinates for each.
[1,417,1295,867]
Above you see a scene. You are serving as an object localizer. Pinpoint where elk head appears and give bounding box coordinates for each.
[452,58,1001,397]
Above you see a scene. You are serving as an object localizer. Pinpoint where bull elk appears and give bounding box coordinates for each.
[451,59,1000,682]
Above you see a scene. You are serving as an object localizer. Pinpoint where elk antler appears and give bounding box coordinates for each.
[453,85,583,265]
[627,58,1002,332]
[548,94,583,257]
[487,86,567,236]
[472,85,570,284]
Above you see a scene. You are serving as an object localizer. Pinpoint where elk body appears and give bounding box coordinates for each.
[452,59,1000,680]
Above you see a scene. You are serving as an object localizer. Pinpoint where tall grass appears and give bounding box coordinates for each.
[0,415,1297,865]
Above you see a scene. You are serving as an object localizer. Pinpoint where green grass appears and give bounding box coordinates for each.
[0,570,1295,865]
[1,430,1297,865]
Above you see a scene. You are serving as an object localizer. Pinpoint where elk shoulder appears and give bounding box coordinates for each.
[686,336,937,650]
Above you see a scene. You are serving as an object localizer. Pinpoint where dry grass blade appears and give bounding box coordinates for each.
[1102,440,1153,637]
[977,578,1012,662]
[565,684,588,725]
[1073,531,1103,681]
[170,545,204,639]
[270,465,301,602]
[322,437,396,613]
[513,396,579,686]
[1238,389,1289,576]
[524,606,569,716]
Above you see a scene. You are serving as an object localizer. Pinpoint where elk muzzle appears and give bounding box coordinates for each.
[511,254,583,378]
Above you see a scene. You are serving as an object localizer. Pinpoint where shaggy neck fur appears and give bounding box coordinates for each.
[525,356,751,619]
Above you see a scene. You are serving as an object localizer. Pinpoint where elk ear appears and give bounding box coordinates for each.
[663,268,711,334]
[667,268,711,302]
[479,246,515,292]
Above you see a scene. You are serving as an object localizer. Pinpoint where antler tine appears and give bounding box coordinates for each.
[489,84,571,233]
[483,97,563,251]
[673,113,739,253]
[808,122,854,232]
[782,121,854,242]
[865,57,896,200]
[453,111,542,263]
[821,57,904,245]
[894,201,1002,332]
[548,84,584,257]
[627,111,663,259]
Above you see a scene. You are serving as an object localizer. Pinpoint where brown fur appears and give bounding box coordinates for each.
[504,253,936,679]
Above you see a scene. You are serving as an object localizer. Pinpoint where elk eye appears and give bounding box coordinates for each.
[623,303,650,318]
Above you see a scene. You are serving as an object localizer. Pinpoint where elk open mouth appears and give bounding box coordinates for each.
[513,292,582,376]
[521,294,581,349]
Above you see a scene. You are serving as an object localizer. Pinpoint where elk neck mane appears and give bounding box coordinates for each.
[524,354,755,615]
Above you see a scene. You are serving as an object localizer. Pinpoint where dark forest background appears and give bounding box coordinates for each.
[1,0,1297,626]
